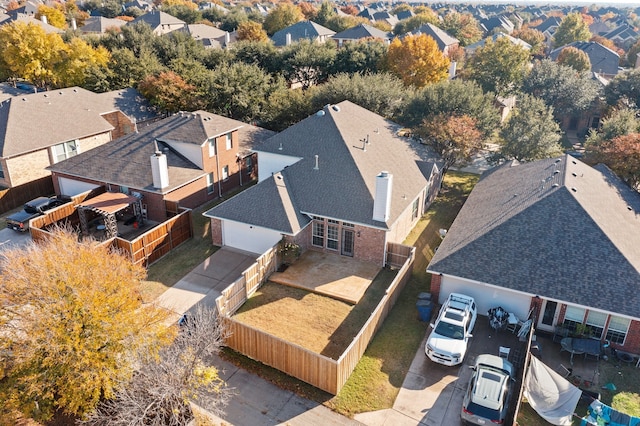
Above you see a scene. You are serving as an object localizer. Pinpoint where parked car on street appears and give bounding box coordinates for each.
[425,292,477,366]
[6,196,70,232]
[462,354,515,425]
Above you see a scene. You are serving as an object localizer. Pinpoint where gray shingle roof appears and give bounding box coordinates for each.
[427,155,640,319]
[206,101,441,231]
[412,23,459,50]
[0,87,123,158]
[80,16,127,33]
[129,10,186,29]
[48,111,273,194]
[549,41,620,75]
[332,23,391,41]
[271,20,335,46]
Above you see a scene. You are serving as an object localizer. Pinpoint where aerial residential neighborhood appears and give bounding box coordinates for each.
[0,0,639,425]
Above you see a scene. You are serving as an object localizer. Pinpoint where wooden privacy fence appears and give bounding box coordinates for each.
[386,242,414,268]
[216,247,277,316]
[30,189,193,267]
[223,243,416,395]
[0,176,54,214]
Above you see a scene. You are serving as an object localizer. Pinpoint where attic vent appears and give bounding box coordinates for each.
[316,110,325,116]
[553,170,559,174]
[572,160,577,164]
[555,159,561,163]
[552,183,559,188]
[571,187,577,192]
[21,98,26,101]
[59,91,63,95]
[572,172,577,177]
[73,88,77,92]
[627,206,632,211]
[44,94,48,97]
[332,105,340,112]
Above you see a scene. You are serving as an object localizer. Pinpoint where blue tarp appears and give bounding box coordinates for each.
[581,400,640,426]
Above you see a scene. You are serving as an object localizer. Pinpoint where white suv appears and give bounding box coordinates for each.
[425,293,477,366]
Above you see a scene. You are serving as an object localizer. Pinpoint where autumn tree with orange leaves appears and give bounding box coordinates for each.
[588,133,640,189]
[383,34,450,88]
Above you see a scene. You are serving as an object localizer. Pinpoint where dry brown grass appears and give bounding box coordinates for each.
[233,268,397,360]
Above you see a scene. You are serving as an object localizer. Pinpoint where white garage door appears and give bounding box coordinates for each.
[222,220,282,255]
[58,177,99,197]
[440,276,532,320]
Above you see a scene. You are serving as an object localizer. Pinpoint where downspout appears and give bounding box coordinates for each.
[238,155,243,187]
[215,138,222,198]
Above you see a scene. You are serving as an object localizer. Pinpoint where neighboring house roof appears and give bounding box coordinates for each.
[427,155,640,320]
[332,23,392,42]
[481,16,514,34]
[466,33,531,52]
[198,2,229,14]
[80,16,127,33]
[589,20,614,37]
[47,111,273,194]
[0,12,63,33]
[175,24,235,48]
[411,23,459,51]
[549,41,620,76]
[0,87,154,158]
[533,16,561,34]
[396,9,415,21]
[205,101,441,233]
[603,24,639,42]
[128,10,185,30]
[271,20,335,46]
[123,0,153,11]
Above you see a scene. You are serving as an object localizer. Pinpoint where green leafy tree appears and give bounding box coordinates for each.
[585,108,640,147]
[604,69,640,109]
[521,59,600,119]
[498,94,563,162]
[556,46,591,72]
[415,113,483,173]
[402,79,500,138]
[161,4,201,24]
[311,72,410,119]
[262,88,313,131]
[218,8,249,32]
[330,39,387,75]
[441,12,482,46]
[314,1,335,27]
[0,228,173,422]
[263,2,303,36]
[80,306,230,426]
[586,133,640,189]
[324,14,367,33]
[205,62,286,122]
[553,12,591,48]
[152,30,207,67]
[393,11,439,35]
[626,38,640,67]
[512,27,545,56]
[230,40,280,73]
[57,37,110,87]
[465,36,530,97]
[383,33,450,88]
[280,39,337,90]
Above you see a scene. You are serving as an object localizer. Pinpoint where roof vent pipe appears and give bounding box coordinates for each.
[313,155,319,170]
[286,33,292,45]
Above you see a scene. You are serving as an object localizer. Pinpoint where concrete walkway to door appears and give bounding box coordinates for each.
[156,247,258,320]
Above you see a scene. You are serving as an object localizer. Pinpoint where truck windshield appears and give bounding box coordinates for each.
[434,321,464,340]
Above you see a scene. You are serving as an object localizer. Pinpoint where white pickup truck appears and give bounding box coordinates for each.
[425,293,477,366]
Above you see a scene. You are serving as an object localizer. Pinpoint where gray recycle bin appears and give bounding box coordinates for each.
[416,300,433,322]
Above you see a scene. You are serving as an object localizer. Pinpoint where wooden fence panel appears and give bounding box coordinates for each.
[0,177,55,214]
[225,319,339,394]
[223,278,247,315]
[386,242,413,269]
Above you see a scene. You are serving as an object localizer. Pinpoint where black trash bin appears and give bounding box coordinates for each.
[416,300,433,322]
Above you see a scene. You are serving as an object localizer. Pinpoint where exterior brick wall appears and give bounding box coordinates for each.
[354,225,386,265]
[621,320,640,354]
[430,273,442,301]
[210,218,223,246]
[6,149,52,186]
[529,297,544,324]
[101,111,134,140]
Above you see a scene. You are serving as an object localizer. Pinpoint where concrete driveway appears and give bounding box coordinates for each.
[0,227,32,252]
[355,319,526,426]
[156,247,259,319]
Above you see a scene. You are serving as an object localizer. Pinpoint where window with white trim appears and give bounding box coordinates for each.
[246,156,253,173]
[0,162,4,178]
[563,306,585,333]
[606,316,630,345]
[52,140,79,163]
[225,133,232,150]
[206,172,214,194]
[222,165,229,181]
[412,198,419,220]
[312,221,324,247]
[327,222,339,250]
[585,310,607,339]
[208,138,216,157]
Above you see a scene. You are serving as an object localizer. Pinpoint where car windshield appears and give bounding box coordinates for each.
[434,321,464,339]
[466,401,502,422]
